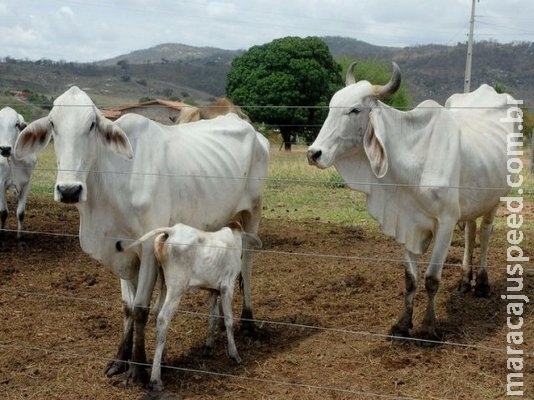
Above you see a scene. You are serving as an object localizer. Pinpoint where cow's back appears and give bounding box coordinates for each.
[446,86,514,218]
[81,113,268,277]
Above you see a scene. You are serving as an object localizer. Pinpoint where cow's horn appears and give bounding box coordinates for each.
[345,62,357,86]
[376,62,401,98]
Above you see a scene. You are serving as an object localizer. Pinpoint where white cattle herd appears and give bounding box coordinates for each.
[0,60,518,390]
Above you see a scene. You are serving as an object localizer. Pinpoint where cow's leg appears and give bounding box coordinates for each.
[105,278,135,377]
[458,219,476,293]
[126,244,158,386]
[421,223,455,342]
[475,208,496,298]
[149,281,184,392]
[152,268,168,362]
[239,248,255,332]
[0,188,7,245]
[389,250,419,339]
[153,267,166,320]
[220,285,241,364]
[204,290,219,357]
[239,208,261,336]
[15,180,31,246]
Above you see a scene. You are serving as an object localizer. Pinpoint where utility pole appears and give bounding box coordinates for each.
[464,0,477,93]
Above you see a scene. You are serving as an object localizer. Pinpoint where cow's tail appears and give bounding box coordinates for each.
[115,227,171,253]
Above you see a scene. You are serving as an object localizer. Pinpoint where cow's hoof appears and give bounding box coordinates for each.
[123,364,149,387]
[105,360,128,377]
[229,353,242,364]
[456,281,472,294]
[416,330,442,347]
[148,380,164,392]
[238,320,258,339]
[474,282,491,298]
[388,325,411,342]
[203,345,214,358]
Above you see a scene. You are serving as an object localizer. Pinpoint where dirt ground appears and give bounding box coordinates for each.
[0,195,532,400]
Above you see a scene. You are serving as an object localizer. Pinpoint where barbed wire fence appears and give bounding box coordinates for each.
[1,103,533,398]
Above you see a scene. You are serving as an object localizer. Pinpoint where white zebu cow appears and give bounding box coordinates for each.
[14,86,270,384]
[307,62,518,340]
[0,107,35,243]
[118,221,262,391]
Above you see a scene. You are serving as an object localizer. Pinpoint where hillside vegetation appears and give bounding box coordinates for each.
[0,37,532,121]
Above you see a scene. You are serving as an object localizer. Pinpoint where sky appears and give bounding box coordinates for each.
[0,0,532,63]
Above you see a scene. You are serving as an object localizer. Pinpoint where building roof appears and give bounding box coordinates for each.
[100,99,190,120]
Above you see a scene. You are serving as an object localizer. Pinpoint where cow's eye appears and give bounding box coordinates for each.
[90,121,96,131]
[50,120,55,129]
[349,107,361,115]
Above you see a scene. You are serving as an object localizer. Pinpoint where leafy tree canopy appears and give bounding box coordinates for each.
[226,36,343,150]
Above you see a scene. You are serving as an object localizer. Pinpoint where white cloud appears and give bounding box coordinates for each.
[58,6,74,18]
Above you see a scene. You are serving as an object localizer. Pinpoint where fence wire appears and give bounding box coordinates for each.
[1,102,532,398]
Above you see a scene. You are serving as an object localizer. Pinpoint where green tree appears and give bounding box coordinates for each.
[226,36,343,150]
[117,59,129,70]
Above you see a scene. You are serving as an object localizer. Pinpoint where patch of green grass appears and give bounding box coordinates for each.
[30,143,56,198]
[264,146,373,227]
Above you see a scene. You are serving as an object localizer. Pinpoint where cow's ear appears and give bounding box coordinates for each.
[16,114,27,131]
[14,117,52,160]
[97,116,133,159]
[363,112,388,178]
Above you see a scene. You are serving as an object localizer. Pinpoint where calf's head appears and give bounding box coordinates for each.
[0,107,26,158]
[14,86,133,203]
[307,62,401,178]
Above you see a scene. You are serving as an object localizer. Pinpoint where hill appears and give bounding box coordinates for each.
[97,42,242,66]
[0,37,532,122]
[323,37,534,107]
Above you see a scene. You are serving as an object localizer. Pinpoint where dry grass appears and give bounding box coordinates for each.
[0,198,532,400]
[2,142,532,400]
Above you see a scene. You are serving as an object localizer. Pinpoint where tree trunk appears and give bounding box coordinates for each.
[280,129,292,152]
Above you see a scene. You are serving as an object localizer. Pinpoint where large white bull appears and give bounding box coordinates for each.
[0,107,35,243]
[307,62,519,340]
[14,86,270,384]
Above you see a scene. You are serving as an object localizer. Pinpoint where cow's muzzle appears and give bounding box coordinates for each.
[307,149,322,166]
[0,146,11,158]
[56,184,83,203]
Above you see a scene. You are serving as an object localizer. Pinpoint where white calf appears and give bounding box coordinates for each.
[118,221,262,391]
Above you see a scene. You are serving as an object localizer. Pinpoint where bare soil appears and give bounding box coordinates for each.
[0,196,532,400]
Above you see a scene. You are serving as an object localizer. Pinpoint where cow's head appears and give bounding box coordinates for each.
[14,86,133,203]
[0,107,27,159]
[307,62,401,178]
